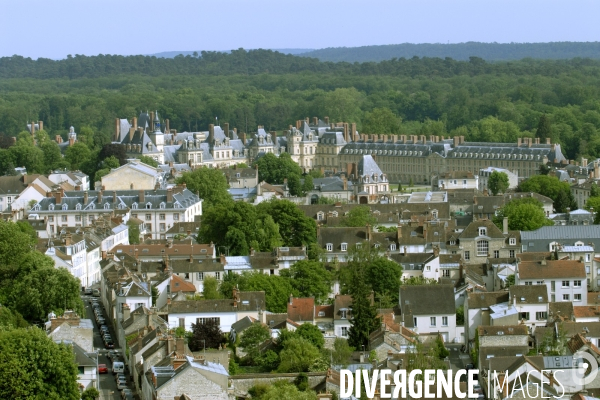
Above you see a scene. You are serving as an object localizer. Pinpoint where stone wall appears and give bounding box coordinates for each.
[231,372,327,397]
[479,334,528,347]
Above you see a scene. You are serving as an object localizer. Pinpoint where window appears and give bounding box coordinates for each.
[104,203,110,209]
[341,327,348,337]
[270,269,274,275]
[574,280,582,287]
[525,281,532,286]
[551,281,555,291]
[48,216,54,222]
[563,294,570,301]
[537,281,543,285]
[197,272,203,280]
[586,266,590,274]
[390,244,396,251]
[478,227,487,236]
[89,215,94,222]
[509,238,516,245]
[494,250,499,258]
[414,317,417,326]
[146,203,151,209]
[179,318,185,328]
[159,214,165,220]
[159,223,166,231]
[536,312,547,320]
[173,213,179,221]
[509,250,515,258]
[318,311,325,317]
[442,316,448,326]
[196,317,220,325]
[215,272,220,280]
[430,317,436,327]
[341,243,347,252]
[145,214,151,221]
[574,293,582,301]
[450,240,456,246]
[61,215,67,222]
[464,251,470,260]
[132,214,137,219]
[426,265,431,271]
[562,281,570,287]
[326,243,333,252]
[442,270,450,277]
[586,254,591,262]
[341,310,347,319]
[477,240,489,256]
[519,312,530,320]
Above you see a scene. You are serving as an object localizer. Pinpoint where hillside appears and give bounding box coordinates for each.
[300,42,600,62]
[150,48,315,58]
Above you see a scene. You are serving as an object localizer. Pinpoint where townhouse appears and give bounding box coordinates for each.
[516,259,587,305]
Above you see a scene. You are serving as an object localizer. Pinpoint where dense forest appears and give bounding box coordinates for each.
[1,49,600,176]
[301,42,600,63]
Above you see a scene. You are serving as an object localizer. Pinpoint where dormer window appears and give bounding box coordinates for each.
[75,203,82,211]
[390,244,396,251]
[132,203,138,209]
[478,227,487,236]
[49,204,55,211]
[146,202,152,209]
[326,243,333,252]
[317,212,324,221]
[62,204,68,210]
[159,202,166,209]
[450,240,456,246]
[103,203,110,209]
[340,310,347,319]
[509,238,516,246]
[341,243,347,251]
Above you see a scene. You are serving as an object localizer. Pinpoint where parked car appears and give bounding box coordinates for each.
[84,288,93,295]
[104,339,114,349]
[100,325,109,335]
[108,350,121,361]
[98,364,108,374]
[112,361,124,374]
[121,389,133,400]
[115,373,126,383]
[92,289,100,297]
[97,317,106,325]
[117,379,127,390]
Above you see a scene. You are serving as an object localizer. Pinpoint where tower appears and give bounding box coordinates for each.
[148,110,164,154]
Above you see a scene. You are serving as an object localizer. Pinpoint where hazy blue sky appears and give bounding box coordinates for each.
[2,0,598,59]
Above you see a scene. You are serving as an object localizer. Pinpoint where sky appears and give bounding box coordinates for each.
[1,0,599,59]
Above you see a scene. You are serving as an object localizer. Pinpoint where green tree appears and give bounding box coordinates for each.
[189,318,224,351]
[9,144,44,174]
[456,305,465,326]
[493,198,554,231]
[260,381,317,400]
[256,199,317,247]
[241,272,295,313]
[340,205,377,227]
[40,141,64,172]
[224,227,249,256]
[282,260,332,304]
[0,220,36,279]
[518,175,576,212]
[585,196,600,224]
[277,337,321,373]
[536,114,552,139]
[81,387,100,400]
[432,336,449,359]
[487,171,509,195]
[331,338,354,367]
[138,155,158,167]
[302,175,314,195]
[127,220,140,244]
[253,152,303,184]
[295,323,325,349]
[0,307,28,329]
[346,247,380,349]
[365,257,403,306]
[176,167,232,208]
[362,107,402,134]
[0,327,80,399]
[401,276,438,285]
[64,142,91,171]
[202,276,221,299]
[287,173,303,196]
[505,274,515,288]
[239,322,271,360]
[322,87,363,123]
[102,156,120,169]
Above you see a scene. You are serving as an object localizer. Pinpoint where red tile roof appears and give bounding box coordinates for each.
[518,260,586,279]
[315,305,333,319]
[287,297,314,323]
[573,305,600,319]
[170,275,196,293]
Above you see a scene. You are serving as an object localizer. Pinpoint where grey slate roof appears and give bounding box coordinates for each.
[399,284,455,316]
[521,225,600,248]
[357,155,384,179]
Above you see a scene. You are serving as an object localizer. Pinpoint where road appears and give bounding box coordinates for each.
[82,294,135,400]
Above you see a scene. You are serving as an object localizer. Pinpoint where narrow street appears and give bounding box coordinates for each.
[82,294,135,400]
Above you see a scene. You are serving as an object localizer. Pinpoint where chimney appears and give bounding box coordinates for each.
[11,137,16,145]
[460,135,465,144]
[582,158,588,168]
[513,295,516,307]
[123,304,131,321]
[64,233,72,246]
[208,124,215,143]
[132,116,138,131]
[54,188,64,205]
[367,224,372,241]
[271,131,277,144]
[250,247,255,256]
[397,224,402,239]
[343,123,349,143]
[527,138,532,148]
[165,119,170,133]
[313,117,318,126]
[453,136,459,147]
[113,191,117,203]
[176,337,185,355]
[83,191,88,204]
[167,336,175,354]
[149,111,155,131]
[69,137,75,146]
[546,137,551,145]
[114,118,120,141]
[351,122,357,142]
[139,190,145,203]
[38,120,43,131]
[167,187,173,203]
[403,246,407,256]
[503,217,508,235]
[224,122,229,138]
[97,189,103,205]
[343,176,348,191]
[30,121,35,134]
[289,294,293,305]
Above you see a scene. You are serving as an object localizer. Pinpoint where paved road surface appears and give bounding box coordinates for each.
[83,295,135,400]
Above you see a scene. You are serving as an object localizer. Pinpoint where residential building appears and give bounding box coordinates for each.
[520,225,600,253]
[508,285,549,333]
[556,245,597,290]
[464,291,510,344]
[398,284,458,343]
[30,186,202,239]
[100,160,165,190]
[48,171,90,191]
[346,155,390,204]
[478,167,518,193]
[476,325,529,372]
[333,294,353,339]
[433,170,479,191]
[516,259,587,305]
[287,296,315,325]
[221,166,258,189]
[458,219,513,265]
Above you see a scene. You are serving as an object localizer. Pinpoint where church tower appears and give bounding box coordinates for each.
[148,110,164,154]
